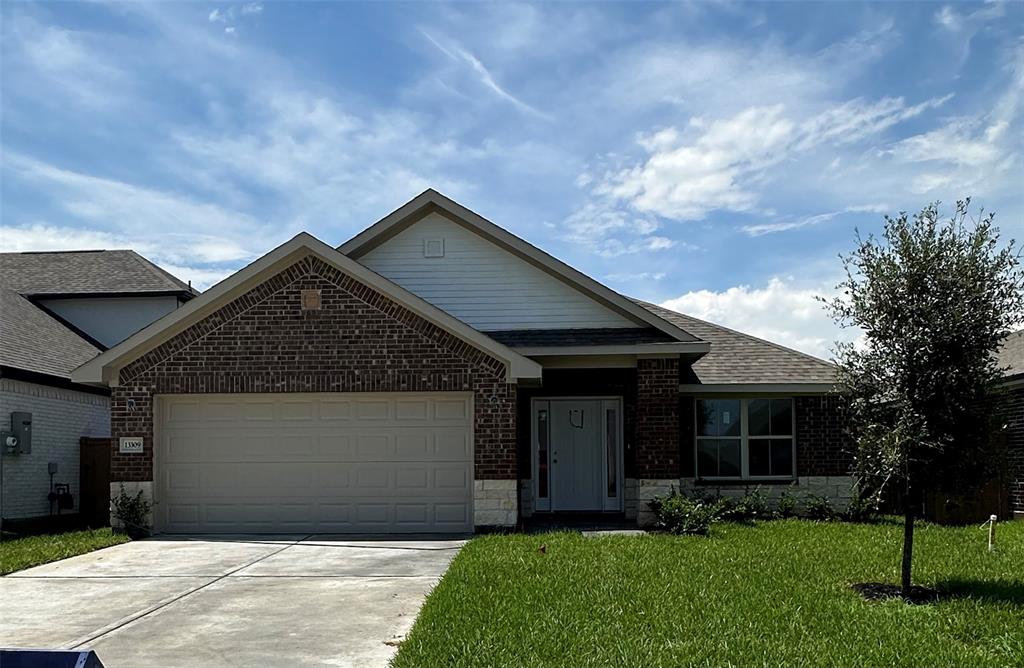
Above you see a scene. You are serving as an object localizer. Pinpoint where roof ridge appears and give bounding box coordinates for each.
[125,250,195,294]
[633,298,836,369]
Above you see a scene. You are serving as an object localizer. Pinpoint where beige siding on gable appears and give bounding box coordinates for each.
[359,214,638,331]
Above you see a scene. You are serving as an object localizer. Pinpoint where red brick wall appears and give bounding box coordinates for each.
[110,255,515,482]
[795,395,853,476]
[634,357,681,478]
[1001,386,1024,513]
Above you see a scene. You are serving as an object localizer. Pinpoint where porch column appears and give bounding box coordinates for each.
[635,357,680,526]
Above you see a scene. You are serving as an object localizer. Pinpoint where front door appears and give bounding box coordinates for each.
[532,398,623,513]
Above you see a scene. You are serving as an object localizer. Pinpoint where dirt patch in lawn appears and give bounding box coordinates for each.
[851,582,945,604]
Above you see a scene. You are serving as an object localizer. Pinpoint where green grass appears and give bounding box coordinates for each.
[0,528,129,575]
[392,519,1024,668]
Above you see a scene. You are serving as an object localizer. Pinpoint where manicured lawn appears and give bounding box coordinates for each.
[392,519,1024,667]
[0,528,129,575]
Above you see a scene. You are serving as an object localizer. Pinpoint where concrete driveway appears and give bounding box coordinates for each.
[0,534,465,667]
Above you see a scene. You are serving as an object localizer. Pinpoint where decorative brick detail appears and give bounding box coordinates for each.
[795,395,853,477]
[110,254,515,484]
[634,358,681,478]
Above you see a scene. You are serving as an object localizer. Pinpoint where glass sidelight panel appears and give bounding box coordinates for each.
[537,407,549,499]
[606,408,617,497]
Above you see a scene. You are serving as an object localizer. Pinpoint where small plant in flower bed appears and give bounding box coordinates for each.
[648,489,728,535]
[801,493,837,520]
[720,486,772,522]
[776,487,799,518]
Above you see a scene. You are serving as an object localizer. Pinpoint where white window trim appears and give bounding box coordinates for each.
[694,397,797,481]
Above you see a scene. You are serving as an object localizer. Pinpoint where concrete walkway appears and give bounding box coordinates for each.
[0,534,465,667]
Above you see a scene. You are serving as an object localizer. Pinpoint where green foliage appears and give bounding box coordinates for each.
[0,529,128,575]
[111,484,152,536]
[721,486,772,522]
[648,489,727,535]
[843,484,879,522]
[822,199,1024,501]
[394,522,1024,668]
[776,487,799,518]
[801,494,837,521]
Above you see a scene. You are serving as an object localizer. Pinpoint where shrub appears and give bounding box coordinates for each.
[776,487,799,518]
[843,485,878,522]
[721,486,772,522]
[802,493,837,521]
[111,485,152,538]
[648,489,727,535]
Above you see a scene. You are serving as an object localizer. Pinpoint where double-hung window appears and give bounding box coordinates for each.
[696,398,795,480]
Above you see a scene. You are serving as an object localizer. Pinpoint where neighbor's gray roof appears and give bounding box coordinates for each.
[0,289,101,378]
[0,250,193,295]
[636,300,838,384]
[0,250,193,380]
[997,330,1024,379]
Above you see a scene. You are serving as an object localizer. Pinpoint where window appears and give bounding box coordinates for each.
[695,398,795,479]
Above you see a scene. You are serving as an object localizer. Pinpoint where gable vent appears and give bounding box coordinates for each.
[423,238,445,258]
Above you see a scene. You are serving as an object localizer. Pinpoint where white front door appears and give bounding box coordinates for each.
[532,398,623,512]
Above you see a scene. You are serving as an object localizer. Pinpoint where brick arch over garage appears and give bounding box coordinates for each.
[110,254,516,485]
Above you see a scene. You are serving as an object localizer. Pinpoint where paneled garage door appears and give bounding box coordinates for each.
[155,393,473,533]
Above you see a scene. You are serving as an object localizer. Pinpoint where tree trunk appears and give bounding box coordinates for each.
[901,483,916,596]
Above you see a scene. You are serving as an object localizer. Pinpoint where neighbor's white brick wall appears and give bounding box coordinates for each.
[474,479,517,528]
[0,379,109,519]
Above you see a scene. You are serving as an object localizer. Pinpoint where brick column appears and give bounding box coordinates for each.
[635,357,680,478]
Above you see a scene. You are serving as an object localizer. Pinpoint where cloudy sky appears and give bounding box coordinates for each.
[2,2,1022,359]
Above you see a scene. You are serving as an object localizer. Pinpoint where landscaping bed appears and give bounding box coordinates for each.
[0,528,129,575]
[391,519,1024,668]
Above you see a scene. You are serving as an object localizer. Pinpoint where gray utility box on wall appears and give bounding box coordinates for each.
[10,412,32,454]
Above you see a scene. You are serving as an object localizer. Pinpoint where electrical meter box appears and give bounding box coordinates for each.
[12,411,32,454]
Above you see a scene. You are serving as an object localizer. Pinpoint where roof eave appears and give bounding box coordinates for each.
[679,382,839,394]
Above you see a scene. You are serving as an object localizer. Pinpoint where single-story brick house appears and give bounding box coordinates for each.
[73,190,854,533]
[997,331,1024,517]
[0,250,194,526]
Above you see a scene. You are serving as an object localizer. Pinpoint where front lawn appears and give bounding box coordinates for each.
[0,528,129,575]
[392,519,1024,667]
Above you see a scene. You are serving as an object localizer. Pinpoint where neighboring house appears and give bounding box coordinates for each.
[0,250,195,524]
[73,190,850,534]
[997,330,1024,516]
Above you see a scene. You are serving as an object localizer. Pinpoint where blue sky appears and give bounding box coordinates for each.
[2,1,1022,358]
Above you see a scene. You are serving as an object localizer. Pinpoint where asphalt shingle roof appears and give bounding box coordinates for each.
[636,300,838,385]
[0,250,192,295]
[0,250,193,379]
[997,330,1024,379]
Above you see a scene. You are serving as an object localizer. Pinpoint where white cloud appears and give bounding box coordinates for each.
[741,204,889,236]
[420,30,551,119]
[605,271,666,282]
[660,277,856,359]
[587,94,953,223]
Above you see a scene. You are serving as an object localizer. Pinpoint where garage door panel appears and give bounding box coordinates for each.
[157,392,473,533]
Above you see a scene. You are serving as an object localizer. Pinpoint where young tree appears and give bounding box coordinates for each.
[823,199,1023,597]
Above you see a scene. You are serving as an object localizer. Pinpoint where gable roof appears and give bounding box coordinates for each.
[339,189,702,344]
[637,300,838,387]
[0,249,195,383]
[0,289,101,379]
[72,232,543,386]
[0,249,195,296]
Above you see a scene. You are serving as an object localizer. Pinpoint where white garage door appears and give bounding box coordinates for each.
[155,393,473,533]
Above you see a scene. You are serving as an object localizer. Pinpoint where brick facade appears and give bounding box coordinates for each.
[109,254,515,484]
[1002,385,1024,513]
[634,357,681,478]
[795,395,853,477]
